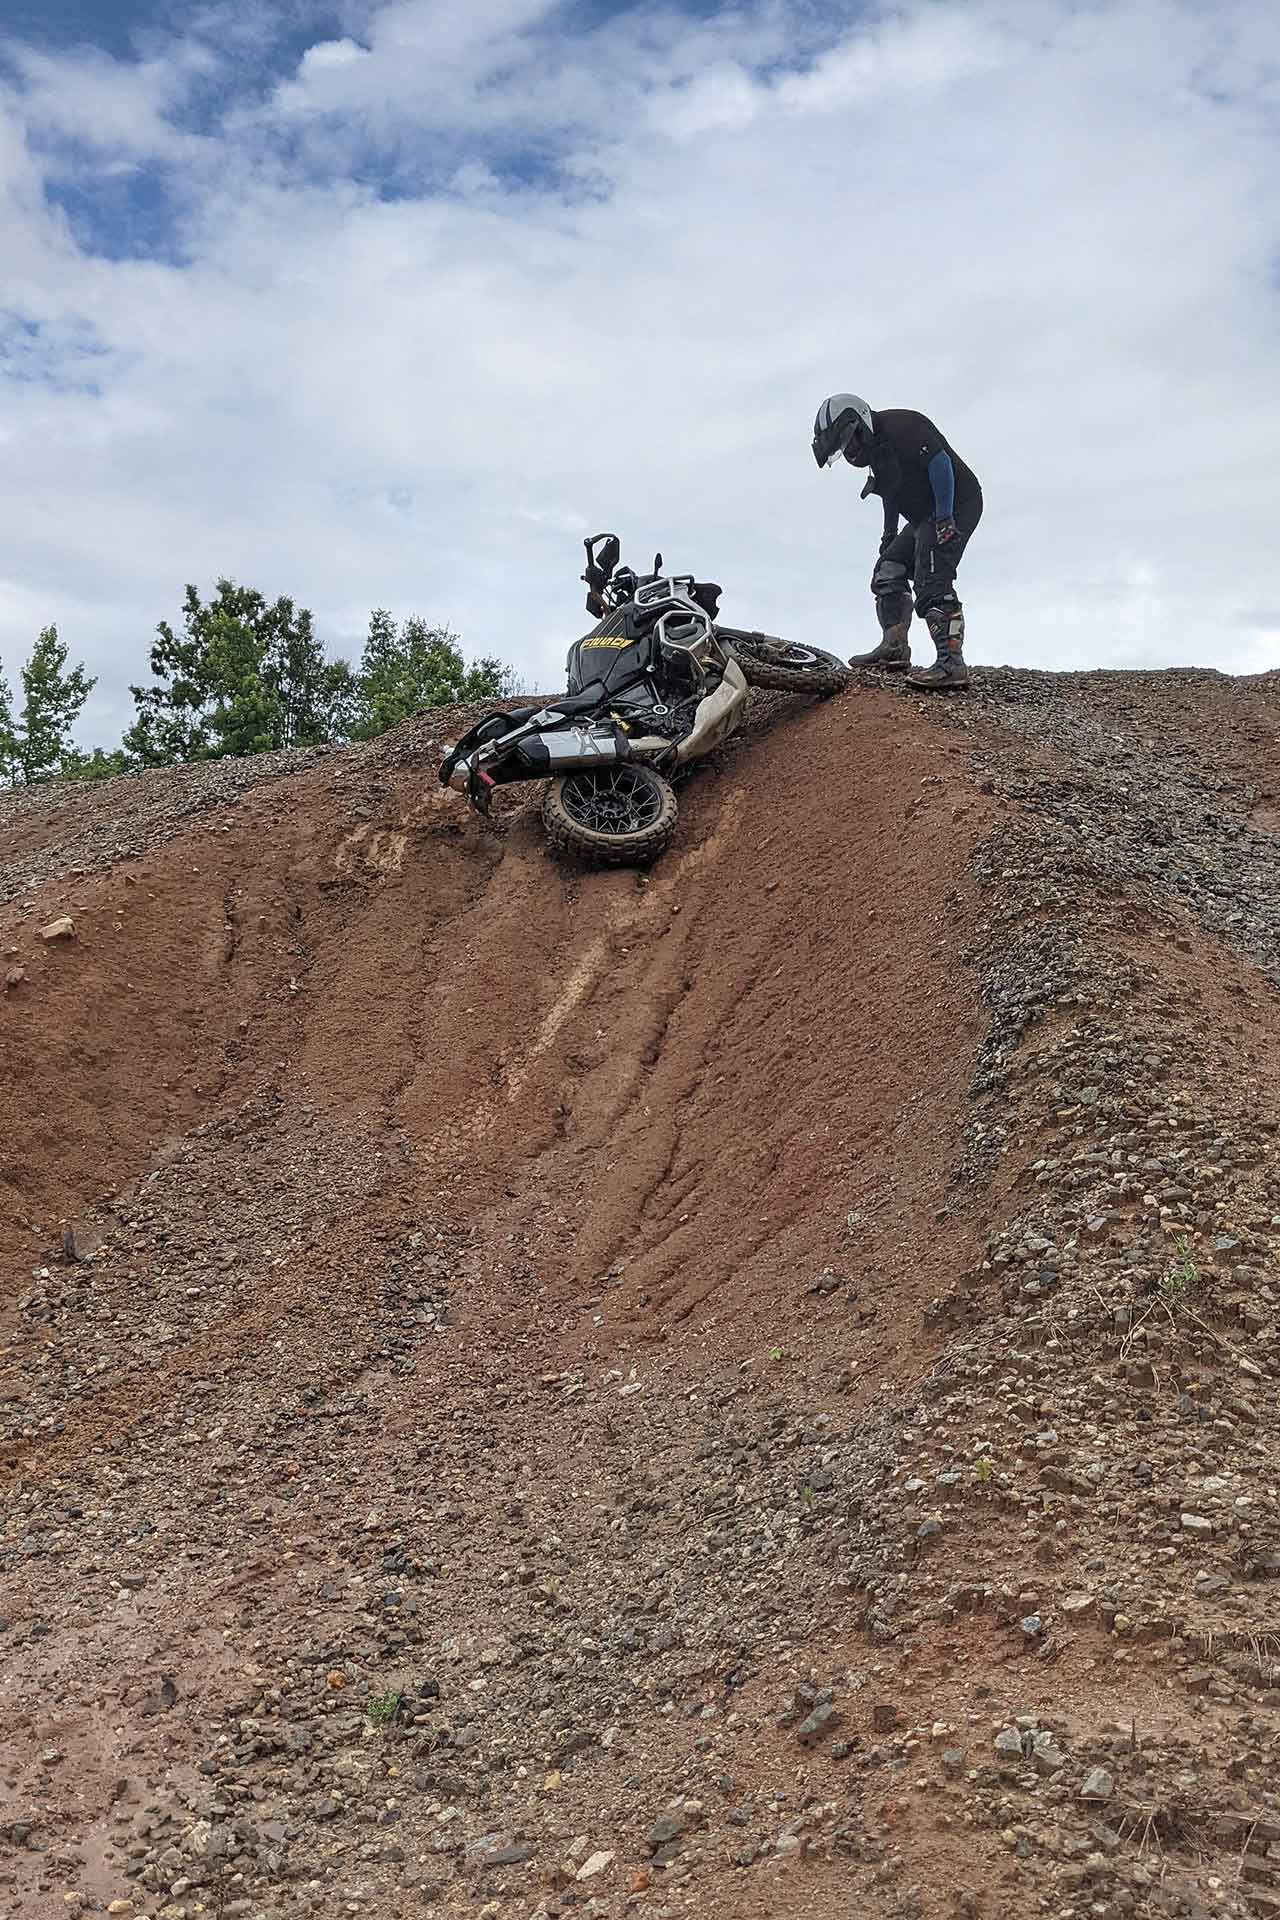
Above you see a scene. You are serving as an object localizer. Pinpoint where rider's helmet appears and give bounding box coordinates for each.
[812,393,875,469]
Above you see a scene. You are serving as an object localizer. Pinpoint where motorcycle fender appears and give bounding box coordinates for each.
[673,659,748,764]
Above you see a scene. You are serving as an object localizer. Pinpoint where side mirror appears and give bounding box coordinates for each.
[584,533,621,587]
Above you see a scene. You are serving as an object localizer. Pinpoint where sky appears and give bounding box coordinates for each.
[2,0,1279,747]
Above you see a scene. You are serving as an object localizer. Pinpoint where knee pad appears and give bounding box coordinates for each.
[870,556,910,597]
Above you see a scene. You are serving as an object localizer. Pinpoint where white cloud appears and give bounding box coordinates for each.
[3,38,214,158]
[1,0,1278,747]
[776,5,1004,113]
[303,38,370,73]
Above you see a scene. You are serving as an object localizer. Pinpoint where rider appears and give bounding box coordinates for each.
[812,394,982,690]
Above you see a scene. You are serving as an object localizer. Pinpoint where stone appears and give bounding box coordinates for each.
[1032,1736,1067,1775]
[995,1728,1024,1759]
[796,1703,842,1745]
[646,1807,692,1853]
[466,1831,516,1864]
[1080,1767,1115,1802]
[1041,1466,1091,1497]
[1181,1513,1213,1534]
[3,966,26,989]
[577,1850,615,1881]
[39,917,75,942]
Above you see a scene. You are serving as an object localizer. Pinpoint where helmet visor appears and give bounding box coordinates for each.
[812,419,848,468]
[812,410,864,469]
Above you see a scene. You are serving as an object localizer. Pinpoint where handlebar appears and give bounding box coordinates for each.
[580,534,718,621]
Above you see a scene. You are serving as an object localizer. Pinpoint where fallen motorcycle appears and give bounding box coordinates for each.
[439,533,849,864]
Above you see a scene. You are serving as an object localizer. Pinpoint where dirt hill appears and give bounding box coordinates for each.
[3,667,1280,1920]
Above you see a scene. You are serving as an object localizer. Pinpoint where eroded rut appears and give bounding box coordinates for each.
[5,674,1280,1920]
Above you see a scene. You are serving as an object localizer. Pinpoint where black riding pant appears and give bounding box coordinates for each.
[880,491,983,616]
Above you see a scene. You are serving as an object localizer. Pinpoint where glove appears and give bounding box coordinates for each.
[935,515,958,545]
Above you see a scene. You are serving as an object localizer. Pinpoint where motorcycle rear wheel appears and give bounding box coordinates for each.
[722,631,849,695]
[542,764,679,866]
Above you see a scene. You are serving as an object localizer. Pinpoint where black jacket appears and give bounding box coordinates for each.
[861,408,981,538]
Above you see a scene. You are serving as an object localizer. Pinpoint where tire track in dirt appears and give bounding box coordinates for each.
[9,673,1280,1920]
[293,693,996,1391]
[3,693,991,1474]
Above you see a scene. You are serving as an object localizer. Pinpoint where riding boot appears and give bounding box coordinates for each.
[849,591,912,671]
[908,601,969,691]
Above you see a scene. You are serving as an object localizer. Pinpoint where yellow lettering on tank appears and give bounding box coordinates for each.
[581,635,633,650]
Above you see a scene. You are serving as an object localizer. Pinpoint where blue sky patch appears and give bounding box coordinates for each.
[4,0,159,59]
[44,159,189,263]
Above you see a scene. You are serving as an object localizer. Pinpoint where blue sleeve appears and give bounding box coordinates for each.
[927,449,955,518]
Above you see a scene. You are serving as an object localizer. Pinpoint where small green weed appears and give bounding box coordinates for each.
[367,1690,403,1728]
[1160,1237,1200,1313]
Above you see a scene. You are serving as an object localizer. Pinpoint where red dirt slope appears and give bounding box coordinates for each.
[3,669,1280,1920]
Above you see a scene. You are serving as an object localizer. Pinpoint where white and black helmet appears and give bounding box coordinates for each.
[812,393,874,468]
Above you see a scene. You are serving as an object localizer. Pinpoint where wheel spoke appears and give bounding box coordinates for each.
[561,766,664,834]
[740,639,818,667]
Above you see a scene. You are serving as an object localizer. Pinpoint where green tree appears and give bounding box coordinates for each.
[124,584,219,767]
[205,604,282,758]
[353,612,513,740]
[125,581,356,765]
[269,604,359,748]
[0,658,16,784]
[9,626,97,784]
[60,746,132,782]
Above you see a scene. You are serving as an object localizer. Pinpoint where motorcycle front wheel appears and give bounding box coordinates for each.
[542,764,679,866]
[721,630,850,696]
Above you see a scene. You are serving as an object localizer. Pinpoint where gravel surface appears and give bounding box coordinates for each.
[4,667,1280,1920]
